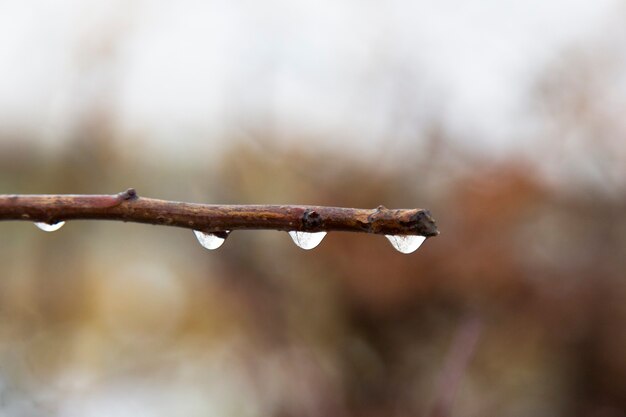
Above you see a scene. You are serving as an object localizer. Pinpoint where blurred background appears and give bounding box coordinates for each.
[1,1,626,416]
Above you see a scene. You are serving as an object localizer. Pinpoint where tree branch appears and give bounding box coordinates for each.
[0,188,439,237]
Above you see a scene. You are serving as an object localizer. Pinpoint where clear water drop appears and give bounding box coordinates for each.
[34,221,65,232]
[288,231,327,250]
[193,230,230,250]
[385,235,426,254]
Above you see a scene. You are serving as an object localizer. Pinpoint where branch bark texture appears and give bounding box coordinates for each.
[0,189,439,237]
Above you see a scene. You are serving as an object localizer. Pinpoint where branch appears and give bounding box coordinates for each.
[0,188,439,237]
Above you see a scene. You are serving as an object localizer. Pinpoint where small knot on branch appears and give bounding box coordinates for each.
[119,188,138,201]
[367,205,389,225]
[302,209,323,230]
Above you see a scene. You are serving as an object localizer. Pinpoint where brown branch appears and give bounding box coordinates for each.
[0,188,439,236]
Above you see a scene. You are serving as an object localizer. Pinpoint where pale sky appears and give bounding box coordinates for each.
[0,0,622,158]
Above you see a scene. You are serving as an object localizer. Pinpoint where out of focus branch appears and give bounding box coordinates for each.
[430,316,483,417]
[0,189,439,236]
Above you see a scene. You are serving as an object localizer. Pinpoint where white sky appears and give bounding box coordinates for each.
[0,0,622,158]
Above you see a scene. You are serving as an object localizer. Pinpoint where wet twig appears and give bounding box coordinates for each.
[0,189,439,237]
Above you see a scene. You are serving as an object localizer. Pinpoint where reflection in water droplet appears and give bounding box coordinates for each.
[193,230,229,250]
[34,221,65,232]
[385,235,426,254]
[288,231,327,250]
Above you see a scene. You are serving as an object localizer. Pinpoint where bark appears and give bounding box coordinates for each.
[0,189,439,236]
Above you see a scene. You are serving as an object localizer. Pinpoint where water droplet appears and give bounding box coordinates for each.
[193,230,229,250]
[34,221,65,232]
[288,231,326,250]
[385,235,426,254]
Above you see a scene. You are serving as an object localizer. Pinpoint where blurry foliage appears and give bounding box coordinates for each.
[1,130,625,417]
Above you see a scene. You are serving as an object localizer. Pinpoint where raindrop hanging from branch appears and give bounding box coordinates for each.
[34,221,65,232]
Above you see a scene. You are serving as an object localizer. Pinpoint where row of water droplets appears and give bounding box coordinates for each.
[33,222,426,254]
[192,230,425,253]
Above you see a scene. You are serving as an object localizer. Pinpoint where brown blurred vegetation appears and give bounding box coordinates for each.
[1,33,626,417]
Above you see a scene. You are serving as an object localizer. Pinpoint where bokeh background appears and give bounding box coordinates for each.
[1,1,626,416]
